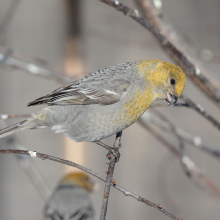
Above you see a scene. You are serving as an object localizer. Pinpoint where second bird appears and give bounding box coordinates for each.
[44,172,94,220]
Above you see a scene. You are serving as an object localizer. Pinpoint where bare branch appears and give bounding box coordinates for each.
[0,113,33,120]
[138,120,220,199]
[150,96,220,134]
[135,0,217,69]
[99,132,121,220]
[180,95,220,130]
[99,0,220,106]
[100,155,116,220]
[134,0,220,131]
[141,111,220,159]
[0,118,50,200]
[0,149,182,220]
[0,45,77,84]
[2,138,51,200]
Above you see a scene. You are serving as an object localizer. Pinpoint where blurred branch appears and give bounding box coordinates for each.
[1,138,50,200]
[0,149,182,220]
[151,95,220,132]
[0,113,33,120]
[141,110,220,159]
[135,0,220,131]
[180,95,220,130]
[100,0,220,106]
[0,120,50,200]
[138,120,220,199]
[148,109,216,189]
[0,0,21,44]
[135,0,217,63]
[141,109,220,199]
[0,45,77,84]
[156,154,180,211]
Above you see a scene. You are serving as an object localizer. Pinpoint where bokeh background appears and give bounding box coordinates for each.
[0,0,220,219]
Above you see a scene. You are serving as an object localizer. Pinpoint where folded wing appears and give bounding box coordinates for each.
[28,71,131,106]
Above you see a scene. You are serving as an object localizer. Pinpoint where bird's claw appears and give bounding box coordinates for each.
[106,148,120,162]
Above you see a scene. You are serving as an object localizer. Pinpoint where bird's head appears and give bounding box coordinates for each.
[60,172,95,193]
[138,60,186,106]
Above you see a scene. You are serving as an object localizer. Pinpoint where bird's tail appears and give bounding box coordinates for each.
[0,120,33,139]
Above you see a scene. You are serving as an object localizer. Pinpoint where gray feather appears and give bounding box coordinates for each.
[44,184,94,220]
[27,62,140,107]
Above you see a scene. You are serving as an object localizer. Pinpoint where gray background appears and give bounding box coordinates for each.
[0,0,220,219]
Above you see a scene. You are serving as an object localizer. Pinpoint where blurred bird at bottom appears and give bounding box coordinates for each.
[44,172,94,220]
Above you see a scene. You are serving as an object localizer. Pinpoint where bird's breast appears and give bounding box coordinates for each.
[122,87,153,125]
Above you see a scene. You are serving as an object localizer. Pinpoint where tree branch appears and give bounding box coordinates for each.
[141,110,220,159]
[0,45,77,84]
[0,149,182,220]
[180,95,220,130]
[150,94,220,133]
[138,121,220,199]
[0,113,33,120]
[100,155,116,220]
[99,0,220,106]
[0,118,50,200]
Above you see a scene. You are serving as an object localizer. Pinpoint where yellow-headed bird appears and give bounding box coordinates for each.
[44,172,94,220]
[0,60,185,142]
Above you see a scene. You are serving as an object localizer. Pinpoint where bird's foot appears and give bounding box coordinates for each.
[113,136,121,148]
[106,148,120,162]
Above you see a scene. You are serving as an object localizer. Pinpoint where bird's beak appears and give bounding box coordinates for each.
[166,92,178,106]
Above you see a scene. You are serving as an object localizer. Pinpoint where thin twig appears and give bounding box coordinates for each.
[0,118,50,200]
[3,139,51,200]
[180,94,220,130]
[0,138,51,200]
[141,111,220,159]
[0,45,77,84]
[100,155,116,220]
[151,109,199,179]
[138,121,220,199]
[95,141,114,151]
[0,149,182,220]
[150,94,220,133]
[0,113,33,120]
[100,0,220,106]
[135,0,219,86]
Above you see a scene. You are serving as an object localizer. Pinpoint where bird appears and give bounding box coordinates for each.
[0,59,185,142]
[44,172,94,220]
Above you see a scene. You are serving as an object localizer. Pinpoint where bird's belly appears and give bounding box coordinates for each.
[48,98,148,142]
[66,105,129,142]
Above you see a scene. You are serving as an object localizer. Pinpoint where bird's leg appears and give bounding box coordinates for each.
[106,131,122,162]
[113,131,122,148]
[95,131,122,162]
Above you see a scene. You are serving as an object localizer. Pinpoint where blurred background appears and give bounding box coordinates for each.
[0,0,220,219]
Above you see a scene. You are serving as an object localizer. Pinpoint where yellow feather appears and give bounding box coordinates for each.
[137,60,185,97]
[123,88,153,124]
[61,172,93,193]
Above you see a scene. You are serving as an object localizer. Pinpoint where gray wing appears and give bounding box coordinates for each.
[27,63,134,106]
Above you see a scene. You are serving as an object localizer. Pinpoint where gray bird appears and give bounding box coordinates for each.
[0,60,185,141]
[44,172,94,220]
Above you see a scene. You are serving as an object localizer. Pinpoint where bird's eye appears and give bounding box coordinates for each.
[170,79,175,85]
